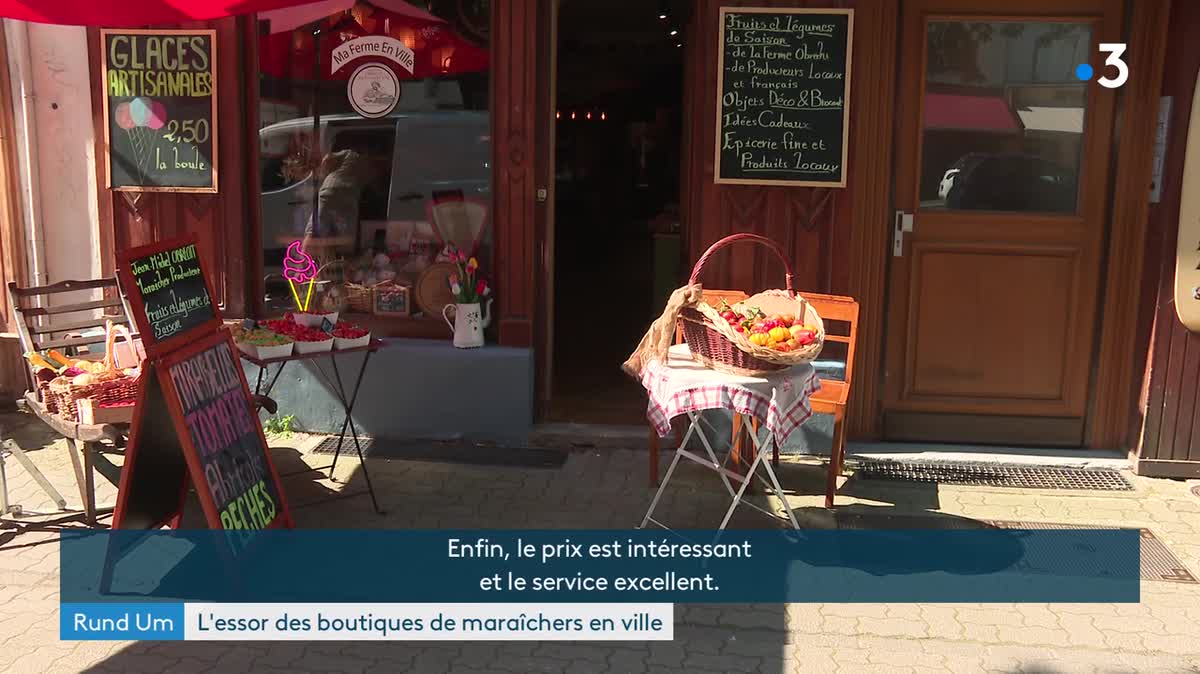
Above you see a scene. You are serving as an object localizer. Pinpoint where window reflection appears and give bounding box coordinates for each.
[257,0,491,318]
[921,21,1090,214]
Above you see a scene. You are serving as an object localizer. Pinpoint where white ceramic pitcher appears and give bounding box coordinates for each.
[443,299,493,348]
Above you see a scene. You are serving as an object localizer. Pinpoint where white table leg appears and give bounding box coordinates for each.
[741,424,800,530]
[639,412,702,529]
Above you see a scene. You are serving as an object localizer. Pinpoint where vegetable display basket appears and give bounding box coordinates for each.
[344,283,374,313]
[680,234,825,376]
[47,323,139,421]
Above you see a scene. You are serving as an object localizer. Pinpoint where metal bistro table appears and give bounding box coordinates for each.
[240,338,386,514]
[639,344,820,531]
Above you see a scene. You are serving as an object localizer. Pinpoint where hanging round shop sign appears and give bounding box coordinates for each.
[347,63,400,119]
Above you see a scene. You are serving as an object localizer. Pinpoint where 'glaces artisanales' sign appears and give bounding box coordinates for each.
[101,29,218,192]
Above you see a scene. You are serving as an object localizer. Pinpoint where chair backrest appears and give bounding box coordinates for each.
[802,292,860,405]
[6,278,135,390]
[675,289,749,344]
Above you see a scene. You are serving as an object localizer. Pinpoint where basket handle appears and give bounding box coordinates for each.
[689,233,794,294]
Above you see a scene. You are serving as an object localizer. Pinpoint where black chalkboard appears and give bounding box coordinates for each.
[101,29,218,192]
[111,365,189,530]
[715,8,853,187]
[125,240,216,345]
[113,331,292,540]
[165,337,284,536]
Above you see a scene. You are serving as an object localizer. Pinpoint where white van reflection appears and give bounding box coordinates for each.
[258,110,490,265]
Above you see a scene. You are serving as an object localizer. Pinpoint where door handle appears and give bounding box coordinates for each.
[893,210,914,257]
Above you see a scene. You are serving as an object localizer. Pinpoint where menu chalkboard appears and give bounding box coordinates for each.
[118,235,221,357]
[101,29,218,192]
[113,330,292,541]
[715,8,853,187]
[166,336,285,536]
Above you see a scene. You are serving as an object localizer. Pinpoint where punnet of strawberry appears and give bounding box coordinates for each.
[262,319,330,342]
[332,324,369,339]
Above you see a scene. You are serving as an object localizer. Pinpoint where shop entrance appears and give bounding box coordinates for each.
[547,0,687,423]
[882,0,1123,446]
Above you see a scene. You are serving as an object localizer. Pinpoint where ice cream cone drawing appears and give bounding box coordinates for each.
[283,241,318,311]
[115,98,167,183]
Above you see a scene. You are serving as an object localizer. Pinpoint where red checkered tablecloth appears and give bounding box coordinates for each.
[641,344,821,444]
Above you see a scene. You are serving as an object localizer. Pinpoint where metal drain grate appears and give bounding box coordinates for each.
[854,460,1134,491]
[835,513,1195,583]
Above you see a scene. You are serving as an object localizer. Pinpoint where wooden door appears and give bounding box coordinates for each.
[883,0,1122,446]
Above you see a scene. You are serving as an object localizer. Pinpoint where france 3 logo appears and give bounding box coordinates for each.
[1076,43,1128,89]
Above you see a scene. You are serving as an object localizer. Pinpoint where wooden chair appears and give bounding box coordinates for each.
[647,289,749,486]
[770,292,860,508]
[6,278,135,524]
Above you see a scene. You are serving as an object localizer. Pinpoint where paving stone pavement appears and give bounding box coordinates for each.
[3,408,1200,674]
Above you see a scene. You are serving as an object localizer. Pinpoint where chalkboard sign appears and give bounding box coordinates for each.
[100,29,219,192]
[110,368,190,531]
[715,8,853,187]
[373,283,412,317]
[118,235,222,357]
[113,330,292,541]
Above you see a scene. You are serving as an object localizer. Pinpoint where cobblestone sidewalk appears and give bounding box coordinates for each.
[3,409,1200,674]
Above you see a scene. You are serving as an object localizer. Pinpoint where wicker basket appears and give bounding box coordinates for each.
[50,374,138,421]
[48,321,140,421]
[680,234,825,376]
[344,283,373,313]
[38,377,58,414]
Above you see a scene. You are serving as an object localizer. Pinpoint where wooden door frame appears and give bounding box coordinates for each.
[533,0,558,420]
[1087,0,1171,449]
[864,0,1169,449]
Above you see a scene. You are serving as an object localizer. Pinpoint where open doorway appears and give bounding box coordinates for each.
[548,0,687,424]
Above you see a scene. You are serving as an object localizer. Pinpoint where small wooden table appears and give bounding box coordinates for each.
[239,339,387,514]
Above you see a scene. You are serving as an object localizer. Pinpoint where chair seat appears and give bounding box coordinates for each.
[810,380,849,408]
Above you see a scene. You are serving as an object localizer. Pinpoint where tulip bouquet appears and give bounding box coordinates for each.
[447,249,491,303]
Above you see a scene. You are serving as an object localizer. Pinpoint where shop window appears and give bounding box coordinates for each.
[256,0,491,332]
[920,21,1091,214]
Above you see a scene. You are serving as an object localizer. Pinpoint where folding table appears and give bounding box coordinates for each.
[638,344,820,530]
[240,339,386,514]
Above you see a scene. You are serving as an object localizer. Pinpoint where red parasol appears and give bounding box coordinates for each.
[0,0,309,26]
[259,1,487,82]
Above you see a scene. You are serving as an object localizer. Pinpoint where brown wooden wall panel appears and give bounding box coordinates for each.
[492,0,541,348]
[89,18,253,317]
[1138,0,1200,476]
[681,0,896,438]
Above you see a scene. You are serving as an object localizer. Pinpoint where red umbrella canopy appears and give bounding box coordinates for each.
[259,1,488,81]
[0,0,308,26]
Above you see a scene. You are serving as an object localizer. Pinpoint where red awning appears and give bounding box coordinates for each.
[0,0,311,26]
[259,0,441,34]
[259,1,487,81]
[924,93,1023,134]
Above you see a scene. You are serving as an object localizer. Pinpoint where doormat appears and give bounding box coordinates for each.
[309,436,568,469]
[852,459,1134,491]
[835,512,1196,583]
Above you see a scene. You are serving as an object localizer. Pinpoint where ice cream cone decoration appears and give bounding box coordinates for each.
[283,241,318,311]
[115,97,167,183]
